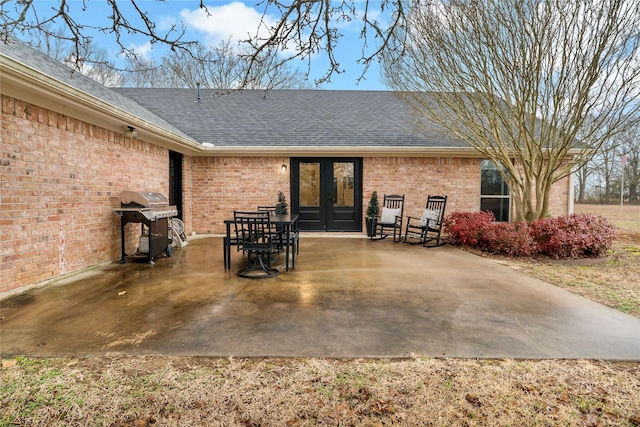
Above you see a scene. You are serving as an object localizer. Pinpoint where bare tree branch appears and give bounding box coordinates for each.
[121,39,311,90]
[1,0,198,71]
[382,0,640,220]
[238,0,407,86]
[2,0,407,87]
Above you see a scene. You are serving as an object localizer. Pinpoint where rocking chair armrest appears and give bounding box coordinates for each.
[406,215,434,230]
[405,215,422,225]
[375,216,402,226]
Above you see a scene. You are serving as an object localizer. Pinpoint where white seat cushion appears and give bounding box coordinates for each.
[419,209,440,227]
[380,207,401,224]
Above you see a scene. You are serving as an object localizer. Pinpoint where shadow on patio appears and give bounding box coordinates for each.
[1,236,639,360]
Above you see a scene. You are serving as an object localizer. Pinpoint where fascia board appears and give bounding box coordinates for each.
[1,56,203,155]
[195,146,581,158]
[195,146,483,157]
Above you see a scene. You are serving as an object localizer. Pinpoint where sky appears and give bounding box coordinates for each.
[34,0,389,90]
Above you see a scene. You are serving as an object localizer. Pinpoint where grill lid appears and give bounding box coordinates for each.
[121,191,169,208]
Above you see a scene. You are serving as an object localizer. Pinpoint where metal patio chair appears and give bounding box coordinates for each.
[258,205,300,268]
[258,205,283,252]
[234,210,280,278]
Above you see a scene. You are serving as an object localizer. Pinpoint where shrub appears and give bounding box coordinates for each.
[444,210,532,256]
[366,191,380,217]
[444,211,495,247]
[529,214,617,259]
[444,211,616,259]
[476,221,534,257]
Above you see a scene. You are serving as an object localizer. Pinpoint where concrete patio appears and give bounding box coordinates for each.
[1,236,639,360]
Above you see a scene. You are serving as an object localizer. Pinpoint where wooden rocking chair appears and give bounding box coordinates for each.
[371,194,405,242]
[403,195,447,247]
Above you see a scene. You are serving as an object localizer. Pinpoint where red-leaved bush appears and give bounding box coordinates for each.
[443,211,495,247]
[444,211,617,259]
[475,221,535,257]
[529,214,617,259]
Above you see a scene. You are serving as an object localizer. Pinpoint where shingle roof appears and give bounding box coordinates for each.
[114,88,467,148]
[3,37,467,150]
[1,38,194,142]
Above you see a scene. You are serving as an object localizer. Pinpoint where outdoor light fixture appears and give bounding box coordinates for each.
[124,126,138,138]
[281,163,288,172]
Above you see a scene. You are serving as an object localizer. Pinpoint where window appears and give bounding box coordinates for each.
[480,160,510,222]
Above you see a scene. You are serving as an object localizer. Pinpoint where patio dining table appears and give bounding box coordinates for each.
[224,212,299,272]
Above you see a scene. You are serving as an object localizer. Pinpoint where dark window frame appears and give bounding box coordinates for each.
[480,160,510,222]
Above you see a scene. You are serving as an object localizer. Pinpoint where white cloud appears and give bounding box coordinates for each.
[179,2,275,48]
[127,41,153,58]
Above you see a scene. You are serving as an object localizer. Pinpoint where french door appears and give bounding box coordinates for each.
[291,158,362,231]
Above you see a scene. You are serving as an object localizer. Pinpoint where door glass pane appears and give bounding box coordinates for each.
[333,162,355,206]
[299,162,320,206]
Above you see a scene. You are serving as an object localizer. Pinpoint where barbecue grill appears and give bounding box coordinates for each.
[115,191,178,264]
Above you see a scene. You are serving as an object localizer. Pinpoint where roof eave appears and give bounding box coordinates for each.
[1,55,203,155]
[194,145,481,157]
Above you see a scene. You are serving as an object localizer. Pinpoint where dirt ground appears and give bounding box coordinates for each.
[1,204,639,427]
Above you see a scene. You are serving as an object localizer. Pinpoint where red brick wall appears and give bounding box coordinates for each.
[364,157,573,222]
[189,156,482,234]
[191,156,290,234]
[549,175,572,217]
[189,156,570,234]
[363,157,481,221]
[2,93,572,293]
[1,95,169,293]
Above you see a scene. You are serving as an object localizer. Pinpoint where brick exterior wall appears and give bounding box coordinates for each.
[1,95,169,293]
[190,156,290,234]
[189,156,571,234]
[2,95,572,294]
[187,156,481,234]
[363,157,481,221]
[548,174,572,217]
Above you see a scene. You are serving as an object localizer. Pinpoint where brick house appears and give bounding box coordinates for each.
[1,38,574,294]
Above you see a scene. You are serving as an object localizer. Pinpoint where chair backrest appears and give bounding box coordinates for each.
[377,194,405,225]
[233,211,273,251]
[383,194,405,210]
[425,195,447,222]
[257,206,277,213]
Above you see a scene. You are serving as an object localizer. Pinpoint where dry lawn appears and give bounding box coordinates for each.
[498,204,640,318]
[1,204,639,427]
[2,356,639,427]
